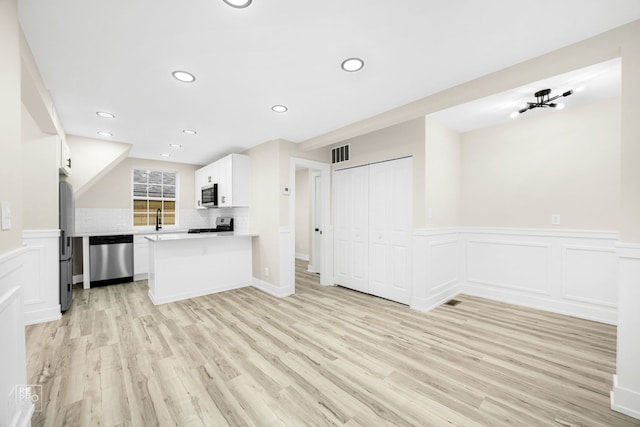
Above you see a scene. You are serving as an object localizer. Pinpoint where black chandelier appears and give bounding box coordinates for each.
[517,88,574,114]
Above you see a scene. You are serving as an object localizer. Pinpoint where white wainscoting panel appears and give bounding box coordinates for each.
[0,247,31,427]
[22,230,61,325]
[466,239,552,295]
[411,230,461,312]
[460,228,619,324]
[562,245,618,306]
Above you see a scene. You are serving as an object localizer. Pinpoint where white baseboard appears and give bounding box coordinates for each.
[461,282,617,325]
[295,253,309,261]
[252,277,294,298]
[133,273,148,282]
[411,284,460,313]
[611,375,640,420]
[148,282,250,305]
[72,274,84,285]
[24,306,61,326]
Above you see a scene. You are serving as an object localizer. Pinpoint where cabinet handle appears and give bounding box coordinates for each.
[67,158,71,168]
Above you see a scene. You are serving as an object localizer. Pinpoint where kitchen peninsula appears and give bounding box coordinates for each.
[145,232,257,305]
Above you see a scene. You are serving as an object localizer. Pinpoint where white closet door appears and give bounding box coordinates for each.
[368,157,412,304]
[333,166,369,293]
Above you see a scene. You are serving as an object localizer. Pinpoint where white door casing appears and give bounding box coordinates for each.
[310,172,322,274]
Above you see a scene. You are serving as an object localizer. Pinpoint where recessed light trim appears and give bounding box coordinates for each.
[341,57,364,72]
[182,129,197,135]
[272,105,288,113]
[172,70,196,83]
[160,153,170,157]
[222,0,252,8]
[97,131,112,137]
[169,144,183,149]
[96,111,115,119]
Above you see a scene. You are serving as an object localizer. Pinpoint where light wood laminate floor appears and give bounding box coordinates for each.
[26,260,640,426]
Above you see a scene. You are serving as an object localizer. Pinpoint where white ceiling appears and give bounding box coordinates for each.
[18,0,640,165]
[429,58,621,133]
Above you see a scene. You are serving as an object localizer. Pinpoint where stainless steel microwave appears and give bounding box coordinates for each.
[201,183,218,207]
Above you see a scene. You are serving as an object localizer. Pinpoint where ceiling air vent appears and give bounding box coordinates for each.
[332,144,350,164]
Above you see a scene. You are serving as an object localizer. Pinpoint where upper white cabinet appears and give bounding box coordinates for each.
[58,134,71,176]
[195,153,250,209]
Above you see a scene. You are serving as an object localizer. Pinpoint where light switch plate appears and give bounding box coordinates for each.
[1,201,11,230]
[551,214,561,225]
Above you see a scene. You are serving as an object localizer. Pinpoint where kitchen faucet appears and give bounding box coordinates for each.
[156,208,162,231]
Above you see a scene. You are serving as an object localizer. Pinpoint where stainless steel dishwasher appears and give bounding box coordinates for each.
[89,235,134,286]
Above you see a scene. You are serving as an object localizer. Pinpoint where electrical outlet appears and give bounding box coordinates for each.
[551,214,561,225]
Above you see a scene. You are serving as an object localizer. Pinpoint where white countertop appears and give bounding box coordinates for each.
[72,228,190,238]
[144,232,258,242]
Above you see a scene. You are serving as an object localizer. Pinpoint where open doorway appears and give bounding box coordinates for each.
[288,157,331,294]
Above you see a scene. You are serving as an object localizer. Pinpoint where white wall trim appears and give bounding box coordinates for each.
[22,230,62,325]
[22,229,60,239]
[612,375,640,420]
[0,247,30,427]
[252,277,294,298]
[411,227,620,324]
[295,252,309,261]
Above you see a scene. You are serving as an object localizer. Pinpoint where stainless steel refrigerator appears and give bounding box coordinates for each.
[59,181,75,312]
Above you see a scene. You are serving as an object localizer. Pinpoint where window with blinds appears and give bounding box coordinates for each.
[132,169,178,227]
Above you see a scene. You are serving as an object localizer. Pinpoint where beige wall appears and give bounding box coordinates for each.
[334,117,426,227]
[76,157,199,209]
[425,118,461,228]
[279,139,330,226]
[0,0,22,254]
[460,97,620,229]
[21,104,58,229]
[246,139,330,287]
[295,169,310,257]
[246,139,281,285]
[66,135,131,198]
[620,22,640,241]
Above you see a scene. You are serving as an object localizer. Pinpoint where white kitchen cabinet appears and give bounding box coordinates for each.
[194,153,250,208]
[134,235,149,280]
[195,167,206,209]
[58,134,72,176]
[218,153,250,207]
[333,156,413,304]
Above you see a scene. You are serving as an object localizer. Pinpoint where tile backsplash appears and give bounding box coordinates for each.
[75,207,249,234]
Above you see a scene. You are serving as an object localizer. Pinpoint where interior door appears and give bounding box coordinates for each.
[368,157,412,304]
[333,165,369,293]
[310,172,322,274]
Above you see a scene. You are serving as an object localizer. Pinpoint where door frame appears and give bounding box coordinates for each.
[288,157,332,291]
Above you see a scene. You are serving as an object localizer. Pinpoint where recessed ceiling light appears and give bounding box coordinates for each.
[172,70,195,83]
[556,103,566,110]
[509,111,519,119]
[272,105,288,113]
[222,0,252,8]
[182,129,197,135]
[160,153,170,157]
[97,131,112,137]
[169,144,183,149]
[96,111,115,119]
[341,57,364,72]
